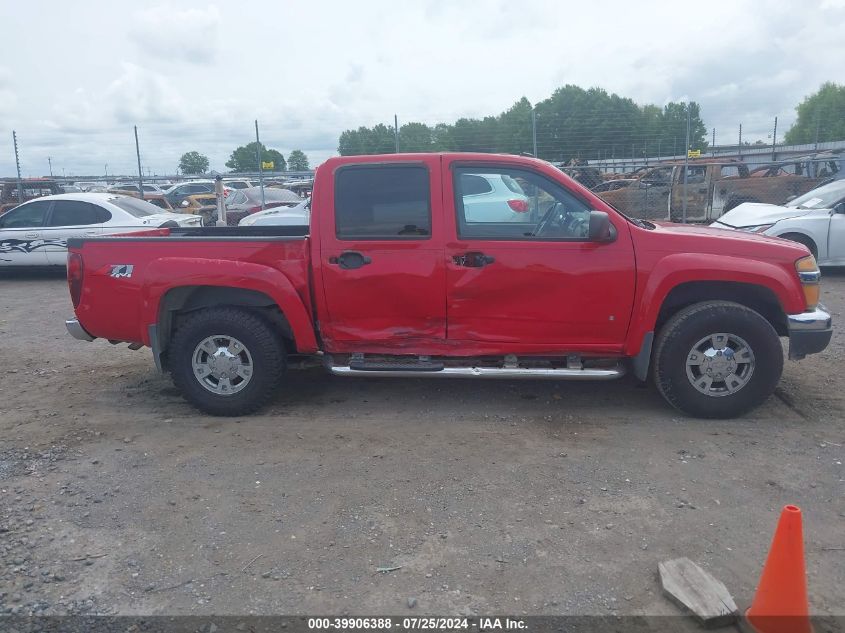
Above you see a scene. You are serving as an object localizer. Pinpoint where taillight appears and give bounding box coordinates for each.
[67,252,84,308]
[247,205,263,214]
[507,199,529,213]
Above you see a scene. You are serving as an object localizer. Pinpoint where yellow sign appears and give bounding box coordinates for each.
[261,161,274,169]
[687,149,701,158]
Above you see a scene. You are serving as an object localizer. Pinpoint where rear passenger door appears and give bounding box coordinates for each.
[316,158,447,348]
[42,200,109,265]
[0,200,51,266]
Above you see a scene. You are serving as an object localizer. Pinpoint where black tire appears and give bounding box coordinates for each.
[779,233,818,259]
[653,301,783,419]
[169,307,286,416]
[723,196,759,212]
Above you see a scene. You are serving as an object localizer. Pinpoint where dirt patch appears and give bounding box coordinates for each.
[0,267,843,616]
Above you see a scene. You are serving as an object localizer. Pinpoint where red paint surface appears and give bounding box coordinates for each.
[69,153,811,361]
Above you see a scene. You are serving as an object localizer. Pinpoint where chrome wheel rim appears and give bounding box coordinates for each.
[192,335,254,395]
[685,332,755,397]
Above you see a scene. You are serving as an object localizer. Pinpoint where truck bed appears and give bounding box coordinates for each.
[68,226,313,348]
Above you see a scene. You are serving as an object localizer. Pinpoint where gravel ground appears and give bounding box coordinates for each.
[0,268,843,620]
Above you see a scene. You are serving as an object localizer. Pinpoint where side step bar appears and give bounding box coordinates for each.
[329,365,624,380]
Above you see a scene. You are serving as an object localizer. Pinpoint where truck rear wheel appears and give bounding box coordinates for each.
[169,307,286,416]
[653,301,782,418]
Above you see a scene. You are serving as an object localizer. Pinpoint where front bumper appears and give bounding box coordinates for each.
[66,318,95,342]
[787,305,832,360]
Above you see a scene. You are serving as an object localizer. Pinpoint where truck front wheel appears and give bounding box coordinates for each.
[169,307,286,416]
[653,301,783,418]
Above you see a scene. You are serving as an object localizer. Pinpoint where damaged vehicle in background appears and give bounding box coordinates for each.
[1,178,64,214]
[597,160,831,222]
[179,193,219,225]
[712,179,845,266]
[222,187,303,225]
[0,193,200,267]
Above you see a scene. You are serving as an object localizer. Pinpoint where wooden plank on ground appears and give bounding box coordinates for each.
[658,557,739,628]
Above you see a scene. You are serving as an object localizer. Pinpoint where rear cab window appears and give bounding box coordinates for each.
[334,165,431,239]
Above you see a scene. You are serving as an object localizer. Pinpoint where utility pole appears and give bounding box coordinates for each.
[134,126,144,200]
[814,110,821,150]
[531,109,538,158]
[682,103,691,224]
[771,116,778,161]
[104,163,108,181]
[394,114,399,153]
[12,131,23,205]
[255,119,265,210]
[711,128,716,156]
[47,156,53,177]
[738,124,743,158]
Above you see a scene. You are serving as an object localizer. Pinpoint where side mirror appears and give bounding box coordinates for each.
[834,201,845,214]
[180,200,190,208]
[588,210,612,241]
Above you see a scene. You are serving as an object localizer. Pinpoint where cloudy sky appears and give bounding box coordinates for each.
[1,0,843,177]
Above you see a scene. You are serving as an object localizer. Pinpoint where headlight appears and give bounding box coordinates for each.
[795,255,820,310]
[737,224,774,233]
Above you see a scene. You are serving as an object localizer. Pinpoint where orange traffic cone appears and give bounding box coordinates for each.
[746,505,813,633]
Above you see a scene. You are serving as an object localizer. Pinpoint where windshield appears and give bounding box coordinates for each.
[109,195,162,217]
[787,179,845,209]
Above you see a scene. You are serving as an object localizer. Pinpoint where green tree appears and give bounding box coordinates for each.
[178,151,209,175]
[287,150,310,171]
[496,97,533,155]
[398,122,433,152]
[784,82,845,145]
[338,124,396,155]
[225,142,286,172]
[336,84,709,162]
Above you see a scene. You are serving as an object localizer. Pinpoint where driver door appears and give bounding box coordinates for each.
[444,161,636,349]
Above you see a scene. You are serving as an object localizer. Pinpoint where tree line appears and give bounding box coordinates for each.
[338,82,845,161]
[178,146,310,175]
[338,85,709,161]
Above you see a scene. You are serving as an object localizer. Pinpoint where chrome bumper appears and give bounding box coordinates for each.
[787,305,832,360]
[65,318,95,342]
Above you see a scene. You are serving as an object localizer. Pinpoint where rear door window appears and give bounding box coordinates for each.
[0,200,51,228]
[49,200,109,226]
[334,165,431,239]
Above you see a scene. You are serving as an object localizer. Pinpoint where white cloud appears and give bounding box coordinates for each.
[130,4,222,65]
[0,0,843,176]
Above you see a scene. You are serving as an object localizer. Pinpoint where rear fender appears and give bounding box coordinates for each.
[139,257,318,353]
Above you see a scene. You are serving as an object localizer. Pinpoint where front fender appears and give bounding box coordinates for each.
[139,257,318,353]
[626,253,805,355]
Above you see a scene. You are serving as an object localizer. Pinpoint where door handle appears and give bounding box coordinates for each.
[24,232,39,239]
[452,252,495,268]
[84,231,98,236]
[698,188,708,193]
[329,251,372,270]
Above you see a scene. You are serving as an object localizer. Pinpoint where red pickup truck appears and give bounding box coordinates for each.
[65,153,832,419]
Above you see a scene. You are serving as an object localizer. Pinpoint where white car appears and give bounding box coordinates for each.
[238,198,310,227]
[711,179,845,266]
[223,179,254,191]
[0,193,201,267]
[460,173,531,222]
[108,183,163,194]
